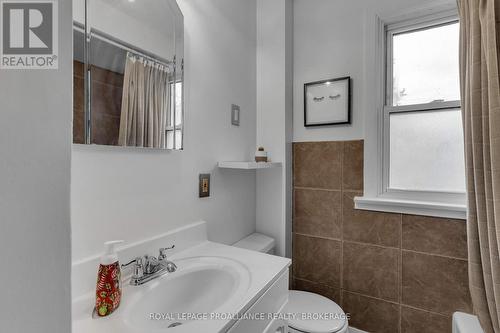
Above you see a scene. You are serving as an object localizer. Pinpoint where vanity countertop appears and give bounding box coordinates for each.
[72,241,291,333]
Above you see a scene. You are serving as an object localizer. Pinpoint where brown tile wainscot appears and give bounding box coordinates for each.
[292,140,472,333]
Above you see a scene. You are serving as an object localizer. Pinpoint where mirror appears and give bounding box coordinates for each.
[73,0,184,150]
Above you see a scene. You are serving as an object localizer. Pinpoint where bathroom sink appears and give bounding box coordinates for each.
[122,256,251,331]
[72,239,291,333]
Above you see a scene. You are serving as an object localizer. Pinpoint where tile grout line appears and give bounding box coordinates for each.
[293,232,341,242]
[340,141,344,303]
[399,214,403,333]
[295,186,359,192]
[400,303,453,318]
[294,232,468,261]
[295,276,452,322]
[401,248,469,262]
[343,289,400,306]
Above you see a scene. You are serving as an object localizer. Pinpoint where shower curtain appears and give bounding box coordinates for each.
[458,0,500,332]
[118,53,170,148]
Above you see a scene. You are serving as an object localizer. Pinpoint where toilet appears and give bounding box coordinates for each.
[233,233,349,333]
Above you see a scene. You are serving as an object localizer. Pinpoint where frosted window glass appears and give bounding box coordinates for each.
[392,22,460,106]
[389,109,465,192]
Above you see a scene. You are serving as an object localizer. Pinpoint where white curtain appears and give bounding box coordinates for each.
[119,53,170,148]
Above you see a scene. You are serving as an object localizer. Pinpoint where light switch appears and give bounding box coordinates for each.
[199,174,210,198]
[231,104,240,126]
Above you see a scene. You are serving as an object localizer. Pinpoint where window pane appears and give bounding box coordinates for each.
[392,22,460,106]
[166,130,173,150]
[175,130,182,150]
[175,82,183,127]
[169,82,183,128]
[389,109,465,192]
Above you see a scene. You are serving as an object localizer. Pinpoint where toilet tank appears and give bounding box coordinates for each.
[452,312,484,333]
[233,233,276,255]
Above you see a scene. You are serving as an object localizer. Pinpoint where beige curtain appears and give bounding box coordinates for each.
[458,1,500,332]
[119,53,169,148]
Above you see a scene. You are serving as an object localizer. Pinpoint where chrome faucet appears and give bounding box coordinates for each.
[122,245,177,286]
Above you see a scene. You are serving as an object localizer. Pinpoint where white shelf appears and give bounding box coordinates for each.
[218,161,282,170]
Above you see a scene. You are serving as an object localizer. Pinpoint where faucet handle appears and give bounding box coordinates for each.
[122,257,142,268]
[159,245,175,260]
[121,257,144,278]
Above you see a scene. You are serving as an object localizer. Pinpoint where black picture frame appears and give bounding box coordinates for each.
[304,76,351,127]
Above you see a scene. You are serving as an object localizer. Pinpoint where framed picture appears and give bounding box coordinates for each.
[304,76,351,127]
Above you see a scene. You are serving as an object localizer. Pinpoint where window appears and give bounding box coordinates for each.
[355,10,466,219]
[389,22,460,106]
[166,81,183,150]
[386,19,465,193]
[389,109,465,192]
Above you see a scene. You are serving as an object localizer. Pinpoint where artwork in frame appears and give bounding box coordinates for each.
[304,76,351,127]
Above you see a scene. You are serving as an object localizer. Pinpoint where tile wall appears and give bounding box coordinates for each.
[73,61,124,146]
[292,141,472,333]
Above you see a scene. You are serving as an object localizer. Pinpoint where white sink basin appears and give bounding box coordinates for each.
[122,256,250,331]
[72,240,291,333]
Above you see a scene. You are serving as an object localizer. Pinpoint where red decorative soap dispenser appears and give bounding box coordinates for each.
[95,240,124,317]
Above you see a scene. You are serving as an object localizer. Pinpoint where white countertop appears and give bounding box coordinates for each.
[72,241,291,333]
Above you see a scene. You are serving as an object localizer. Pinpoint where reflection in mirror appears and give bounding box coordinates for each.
[73,25,86,144]
[171,3,184,150]
[72,0,184,150]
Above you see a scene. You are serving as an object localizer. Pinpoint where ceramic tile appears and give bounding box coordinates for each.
[293,234,341,287]
[342,291,400,333]
[402,215,467,259]
[401,306,451,333]
[343,191,402,248]
[343,242,399,302]
[343,140,364,191]
[402,251,472,315]
[294,189,341,239]
[293,142,343,190]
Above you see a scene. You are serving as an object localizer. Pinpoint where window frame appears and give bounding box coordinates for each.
[166,80,183,150]
[354,7,467,219]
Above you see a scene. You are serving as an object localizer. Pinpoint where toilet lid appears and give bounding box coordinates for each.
[284,291,347,333]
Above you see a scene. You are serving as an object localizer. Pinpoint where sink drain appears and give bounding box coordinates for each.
[168,322,183,328]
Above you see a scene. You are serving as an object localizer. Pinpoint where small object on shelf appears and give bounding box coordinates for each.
[255,147,268,162]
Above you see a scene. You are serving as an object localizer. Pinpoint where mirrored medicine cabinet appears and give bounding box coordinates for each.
[73,0,184,150]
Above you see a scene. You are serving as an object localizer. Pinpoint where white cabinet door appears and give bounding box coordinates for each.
[227,271,289,333]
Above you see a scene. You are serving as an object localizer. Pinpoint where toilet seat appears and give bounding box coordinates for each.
[284,291,348,333]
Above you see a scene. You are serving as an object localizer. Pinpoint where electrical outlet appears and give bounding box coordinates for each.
[231,104,240,126]
[199,174,210,198]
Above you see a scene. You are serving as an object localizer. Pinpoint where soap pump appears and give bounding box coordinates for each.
[95,240,124,317]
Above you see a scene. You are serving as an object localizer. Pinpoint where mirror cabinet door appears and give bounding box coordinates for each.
[73,0,184,150]
[170,2,184,150]
[73,13,86,145]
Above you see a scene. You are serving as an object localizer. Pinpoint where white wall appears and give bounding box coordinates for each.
[73,0,176,60]
[0,1,72,332]
[256,0,293,257]
[72,0,257,261]
[293,0,446,142]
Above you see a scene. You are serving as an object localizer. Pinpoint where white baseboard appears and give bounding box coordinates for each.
[349,327,368,333]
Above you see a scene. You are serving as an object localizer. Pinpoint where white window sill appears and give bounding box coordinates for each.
[354,196,467,220]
